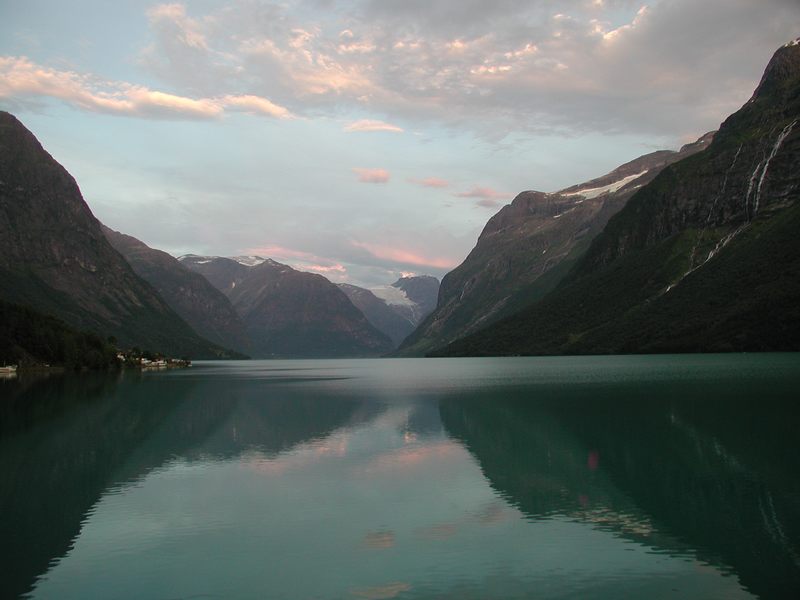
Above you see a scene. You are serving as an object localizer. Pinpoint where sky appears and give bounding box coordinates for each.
[1,0,798,287]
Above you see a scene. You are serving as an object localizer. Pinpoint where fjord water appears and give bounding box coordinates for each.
[2,356,799,599]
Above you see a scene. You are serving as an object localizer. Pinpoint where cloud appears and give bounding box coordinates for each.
[353,167,391,183]
[5,1,796,140]
[127,0,799,141]
[304,263,347,274]
[222,94,293,118]
[243,244,347,279]
[351,241,458,270]
[409,177,449,188]
[454,186,512,208]
[475,198,503,208]
[0,56,292,120]
[344,119,404,133]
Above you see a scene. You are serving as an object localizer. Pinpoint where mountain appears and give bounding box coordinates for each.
[181,255,393,357]
[434,39,800,356]
[102,227,250,355]
[397,132,714,356]
[339,276,440,347]
[179,254,252,293]
[337,284,414,347]
[380,275,440,325]
[0,111,234,359]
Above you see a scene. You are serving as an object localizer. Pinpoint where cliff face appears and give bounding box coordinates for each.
[0,111,230,358]
[435,40,800,357]
[103,227,250,355]
[398,133,713,356]
[182,256,393,357]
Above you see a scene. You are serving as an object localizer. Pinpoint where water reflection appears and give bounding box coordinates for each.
[0,370,369,599]
[1,356,799,599]
[439,375,800,599]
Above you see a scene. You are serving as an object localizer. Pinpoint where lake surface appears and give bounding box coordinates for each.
[2,355,800,599]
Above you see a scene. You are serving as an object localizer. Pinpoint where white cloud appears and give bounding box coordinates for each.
[5,1,797,140]
[222,94,293,118]
[344,119,404,133]
[128,0,799,141]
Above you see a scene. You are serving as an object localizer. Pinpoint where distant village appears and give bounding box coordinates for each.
[1,351,191,377]
[117,350,192,370]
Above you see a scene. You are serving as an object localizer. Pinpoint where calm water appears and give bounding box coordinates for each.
[2,355,800,600]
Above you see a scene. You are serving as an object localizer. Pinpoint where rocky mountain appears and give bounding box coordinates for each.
[434,39,800,356]
[182,255,393,357]
[338,275,440,347]
[337,284,414,347]
[179,254,252,293]
[103,227,250,355]
[0,111,234,359]
[398,131,714,356]
[381,275,440,325]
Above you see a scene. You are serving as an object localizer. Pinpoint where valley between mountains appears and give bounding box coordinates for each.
[2,39,799,364]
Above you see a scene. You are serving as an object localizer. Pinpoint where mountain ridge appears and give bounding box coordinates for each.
[0,111,234,359]
[181,254,394,357]
[397,131,714,356]
[103,227,250,355]
[433,40,800,357]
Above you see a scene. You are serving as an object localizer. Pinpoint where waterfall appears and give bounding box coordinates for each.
[744,120,798,219]
[753,119,797,214]
[687,144,743,270]
[709,145,742,221]
[745,157,765,220]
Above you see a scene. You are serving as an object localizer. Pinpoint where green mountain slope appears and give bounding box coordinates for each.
[434,39,800,357]
[397,133,713,357]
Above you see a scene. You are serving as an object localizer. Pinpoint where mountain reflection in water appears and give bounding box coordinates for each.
[1,355,798,599]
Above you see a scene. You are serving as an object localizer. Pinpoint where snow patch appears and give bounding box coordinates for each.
[370,285,415,307]
[564,170,648,199]
[232,255,267,266]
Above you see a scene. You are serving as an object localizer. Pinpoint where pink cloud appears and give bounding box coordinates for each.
[344,119,404,133]
[244,244,348,280]
[0,56,292,120]
[353,167,390,184]
[352,241,458,269]
[454,186,512,208]
[245,244,314,262]
[454,186,512,200]
[409,177,450,188]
